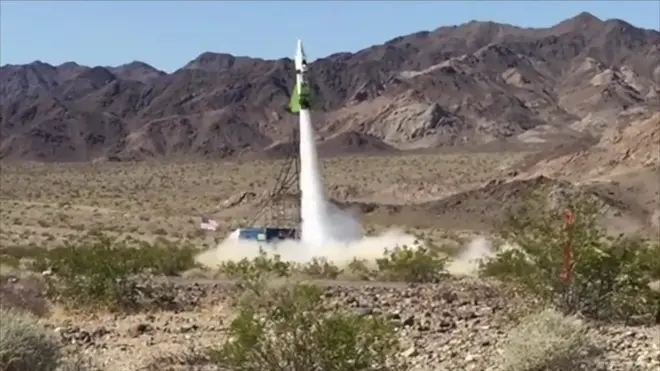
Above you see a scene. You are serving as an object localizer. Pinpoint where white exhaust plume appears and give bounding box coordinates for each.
[299,109,362,250]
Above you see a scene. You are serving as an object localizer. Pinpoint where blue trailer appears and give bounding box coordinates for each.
[237,227,299,243]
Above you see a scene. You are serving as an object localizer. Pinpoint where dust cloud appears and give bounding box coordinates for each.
[195,226,499,276]
[445,236,495,276]
[195,228,419,269]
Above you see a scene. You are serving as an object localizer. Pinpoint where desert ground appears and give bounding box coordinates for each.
[0,151,524,250]
[1,149,659,371]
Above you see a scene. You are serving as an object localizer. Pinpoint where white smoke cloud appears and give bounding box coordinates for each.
[445,236,495,276]
[195,225,418,269]
[195,226,501,279]
[321,201,364,243]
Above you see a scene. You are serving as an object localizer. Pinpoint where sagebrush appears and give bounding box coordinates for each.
[32,234,197,311]
[376,244,447,282]
[0,308,61,371]
[500,309,601,371]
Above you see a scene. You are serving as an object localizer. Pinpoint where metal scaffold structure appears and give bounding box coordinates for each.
[250,128,301,230]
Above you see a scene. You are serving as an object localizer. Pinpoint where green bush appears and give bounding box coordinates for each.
[33,235,198,312]
[295,257,342,279]
[345,258,377,281]
[217,249,293,282]
[133,238,200,276]
[213,279,406,371]
[481,191,659,322]
[216,243,448,284]
[638,240,660,281]
[376,244,447,283]
[0,254,21,270]
[0,308,61,371]
[31,235,198,276]
[1,245,47,271]
[217,252,346,281]
[500,309,601,371]
[1,245,45,262]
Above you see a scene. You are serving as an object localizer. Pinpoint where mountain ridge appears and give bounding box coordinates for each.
[1,11,659,162]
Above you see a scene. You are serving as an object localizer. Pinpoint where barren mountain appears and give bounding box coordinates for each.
[1,12,659,162]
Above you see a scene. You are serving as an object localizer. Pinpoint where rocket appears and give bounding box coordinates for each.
[289,39,312,113]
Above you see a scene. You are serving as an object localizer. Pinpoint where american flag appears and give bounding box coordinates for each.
[200,217,219,231]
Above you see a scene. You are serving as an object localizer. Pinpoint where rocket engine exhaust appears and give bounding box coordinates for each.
[298,108,331,247]
[292,39,362,250]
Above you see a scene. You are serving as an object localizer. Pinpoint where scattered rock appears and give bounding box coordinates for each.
[40,277,660,371]
[127,323,152,338]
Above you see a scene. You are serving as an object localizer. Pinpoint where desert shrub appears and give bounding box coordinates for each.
[217,249,293,282]
[1,245,48,271]
[296,257,342,279]
[213,279,405,371]
[133,238,199,276]
[0,308,61,371]
[376,244,447,283]
[33,235,196,311]
[56,351,99,371]
[218,244,447,284]
[638,240,660,280]
[345,258,377,280]
[0,245,46,261]
[500,309,601,371]
[0,254,21,270]
[30,235,198,276]
[481,191,659,322]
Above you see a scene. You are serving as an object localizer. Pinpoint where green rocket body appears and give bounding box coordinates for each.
[289,83,312,113]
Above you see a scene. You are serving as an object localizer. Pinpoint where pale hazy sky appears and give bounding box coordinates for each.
[1,1,658,72]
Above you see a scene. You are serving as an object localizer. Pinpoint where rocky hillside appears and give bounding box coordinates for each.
[520,113,660,177]
[1,12,659,162]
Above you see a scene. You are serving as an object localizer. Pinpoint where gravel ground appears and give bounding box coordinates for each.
[5,276,649,371]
